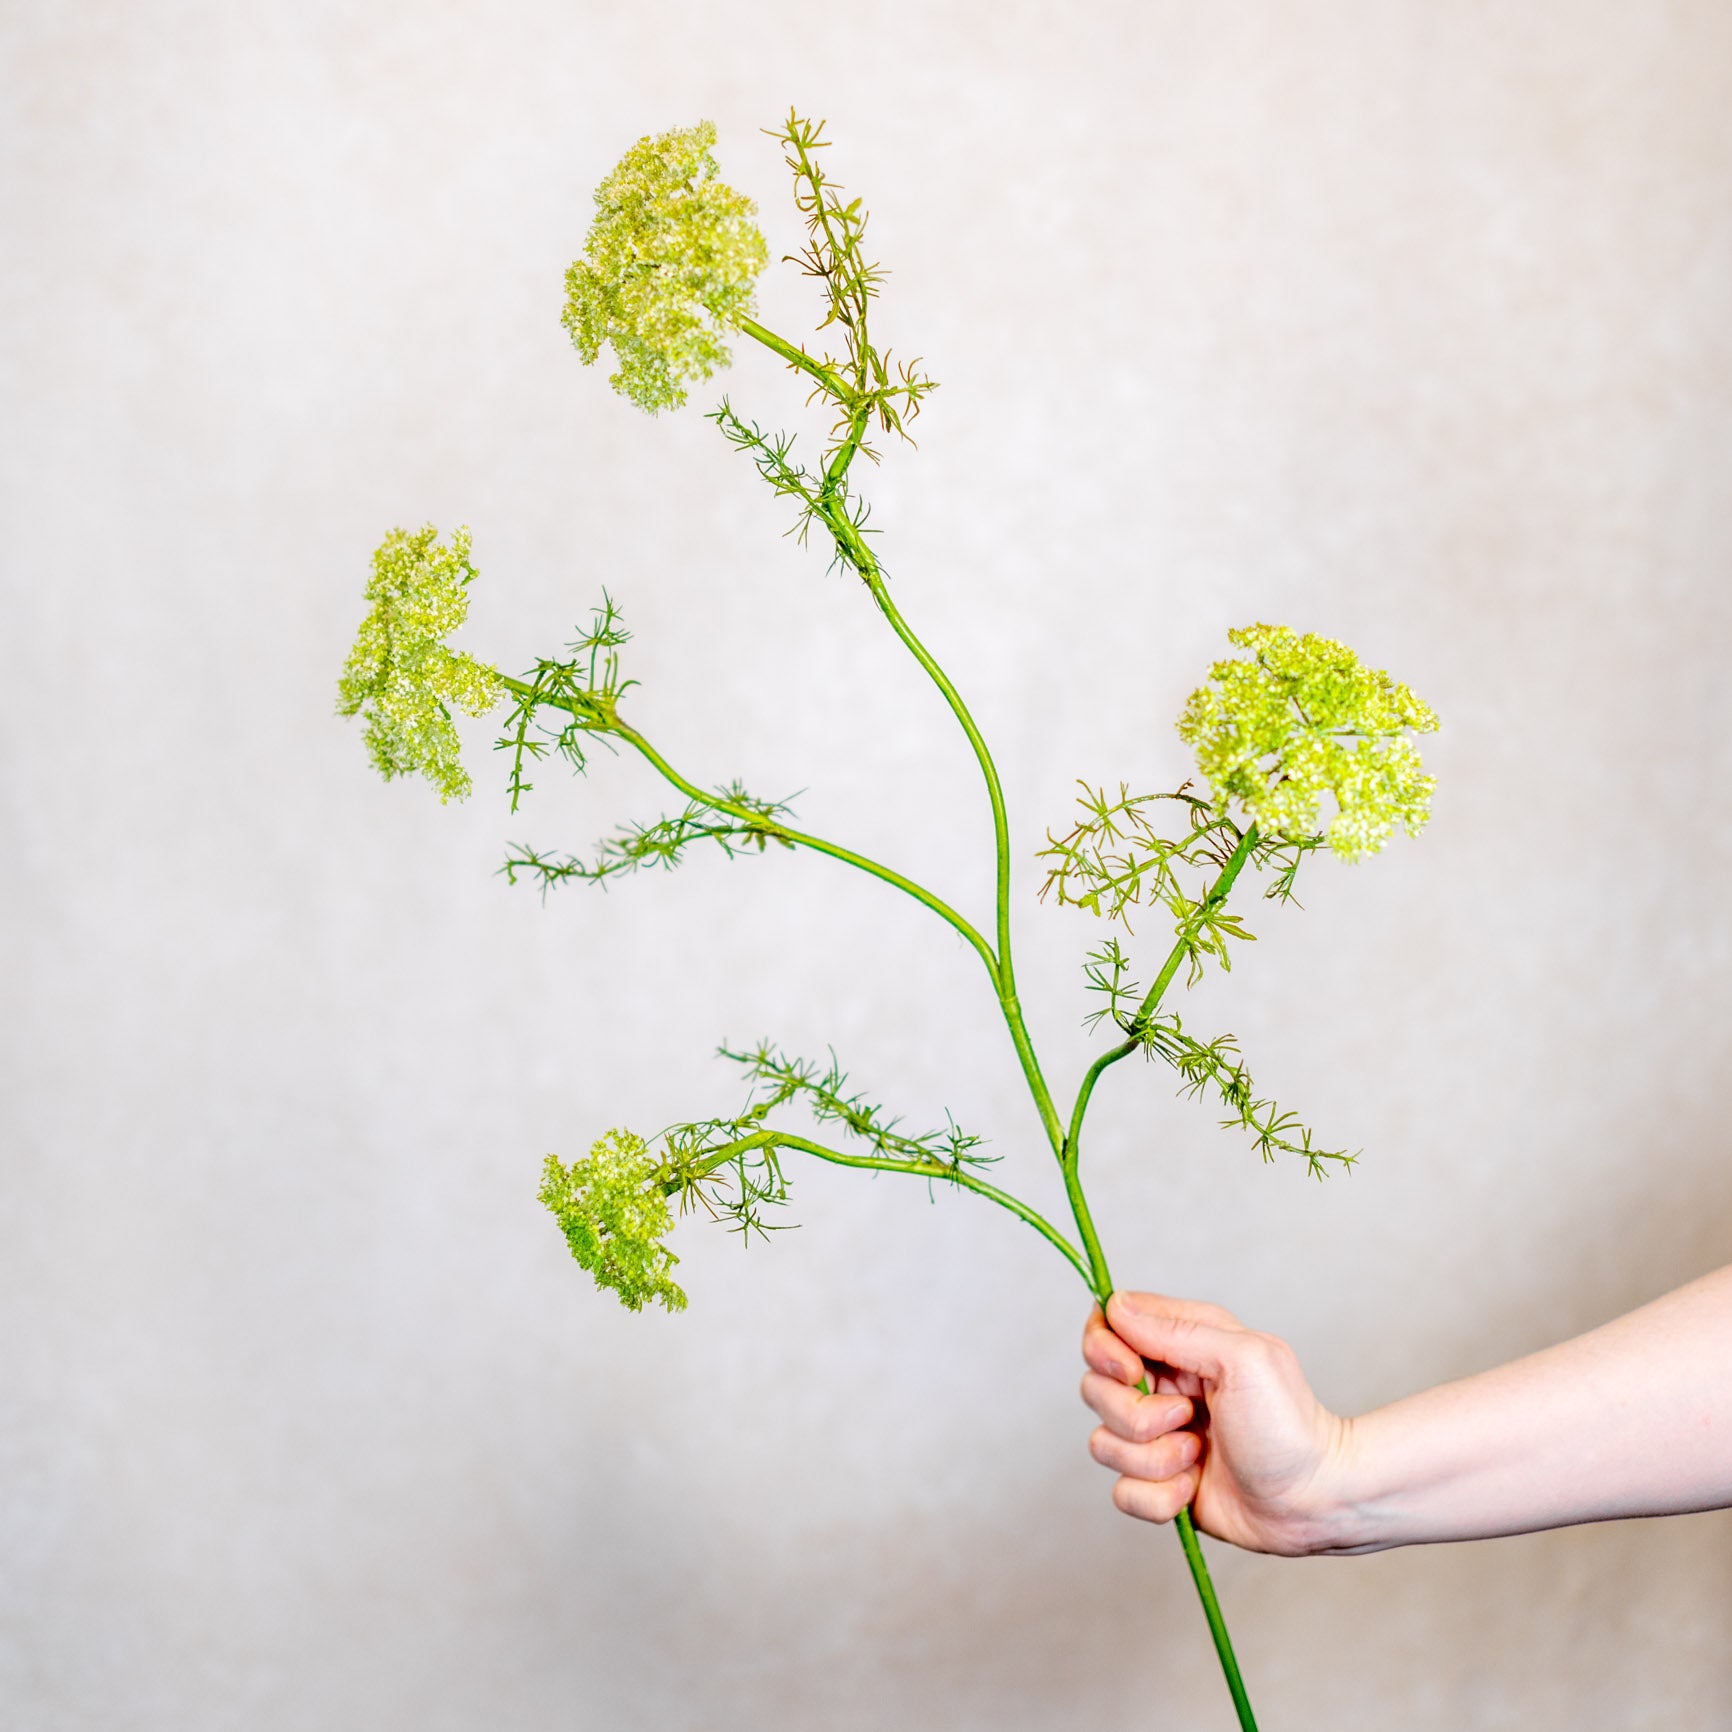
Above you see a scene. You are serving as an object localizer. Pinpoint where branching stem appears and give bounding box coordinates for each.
[684,1128,1092,1285]
[734,314,1066,1160]
[494,673,999,982]
[736,314,853,403]
[735,295,1262,1726]
[865,580,1064,1157]
[1057,825,1261,1298]
[665,302,1262,1721]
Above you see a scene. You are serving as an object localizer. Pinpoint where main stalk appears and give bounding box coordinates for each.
[740,315,1262,1731]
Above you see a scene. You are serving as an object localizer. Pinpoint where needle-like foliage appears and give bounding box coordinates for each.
[655,1042,993,1244]
[1038,781,1257,983]
[721,1041,992,1174]
[1137,1012,1355,1179]
[771,111,936,457]
[493,593,634,810]
[709,397,882,580]
[502,784,794,894]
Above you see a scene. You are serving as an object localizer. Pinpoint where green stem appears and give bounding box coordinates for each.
[1062,824,1262,1193]
[699,321,1066,1160]
[693,1130,1256,1726]
[618,722,1001,975]
[1126,824,1261,1033]
[737,315,852,403]
[736,317,868,504]
[1174,1471,1260,1727]
[685,1129,1092,1286]
[495,674,1001,984]
[823,405,870,495]
[723,315,1255,1722]
[1056,824,1265,1731]
[1060,1153,1114,1301]
[865,581,1064,1157]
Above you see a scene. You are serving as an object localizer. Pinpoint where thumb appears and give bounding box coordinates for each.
[1106,1291,1241,1383]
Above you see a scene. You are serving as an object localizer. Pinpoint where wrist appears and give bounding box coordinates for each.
[1267,1412,1390,1557]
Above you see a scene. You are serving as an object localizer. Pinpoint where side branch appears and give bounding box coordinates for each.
[1064,824,1262,1167]
[497,672,1000,983]
[617,722,1001,979]
[737,314,852,403]
[682,1128,1092,1285]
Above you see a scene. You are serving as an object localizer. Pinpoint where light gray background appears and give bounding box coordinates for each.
[6,4,1732,1728]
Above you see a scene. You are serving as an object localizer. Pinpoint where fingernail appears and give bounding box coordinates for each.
[1112,1290,1150,1316]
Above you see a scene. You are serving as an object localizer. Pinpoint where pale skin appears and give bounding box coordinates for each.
[1082,1266,1732,1556]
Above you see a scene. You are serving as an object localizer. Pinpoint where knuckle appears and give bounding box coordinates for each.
[1167,1428,1202,1472]
[1115,1474,1179,1526]
[1131,1396,1167,1443]
[1235,1330,1283,1372]
[1079,1373,1122,1421]
[1112,1477,1153,1522]
[1244,1331,1295,1375]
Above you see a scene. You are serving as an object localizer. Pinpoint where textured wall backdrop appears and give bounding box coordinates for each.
[6,4,1732,1727]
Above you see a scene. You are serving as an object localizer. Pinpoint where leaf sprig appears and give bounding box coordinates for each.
[494,594,635,811]
[709,397,883,581]
[1039,782,1262,985]
[721,1040,992,1174]
[1040,781,1238,913]
[1138,1012,1355,1180]
[771,111,937,459]
[501,783,795,895]
[652,1042,990,1244]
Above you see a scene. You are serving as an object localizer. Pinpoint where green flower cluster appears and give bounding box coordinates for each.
[1177,624,1439,860]
[562,121,768,414]
[538,1129,687,1313]
[337,525,502,803]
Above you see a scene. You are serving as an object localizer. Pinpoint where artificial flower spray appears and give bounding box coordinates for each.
[339,115,1438,1730]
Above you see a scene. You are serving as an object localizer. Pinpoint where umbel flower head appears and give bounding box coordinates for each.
[337,525,502,803]
[1178,624,1439,861]
[562,120,768,413]
[539,1130,687,1313]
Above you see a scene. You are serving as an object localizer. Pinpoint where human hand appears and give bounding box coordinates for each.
[1082,1291,1353,1556]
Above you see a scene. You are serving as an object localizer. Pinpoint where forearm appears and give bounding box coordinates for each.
[1310,1264,1732,1554]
